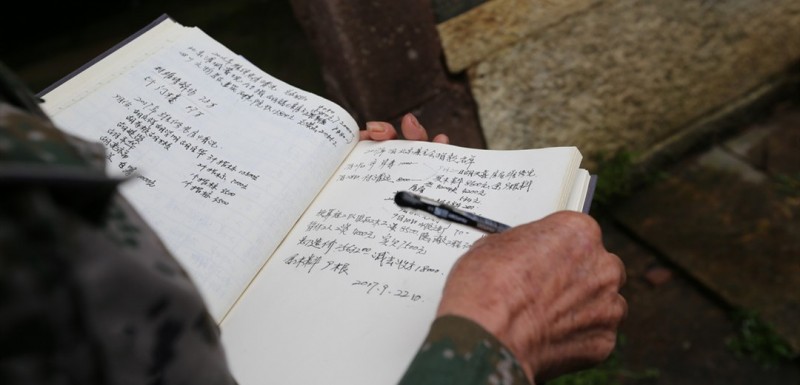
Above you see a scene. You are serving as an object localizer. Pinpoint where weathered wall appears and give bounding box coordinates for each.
[438,0,800,169]
[291,0,487,149]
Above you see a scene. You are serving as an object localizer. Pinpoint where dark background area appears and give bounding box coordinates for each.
[1,0,326,97]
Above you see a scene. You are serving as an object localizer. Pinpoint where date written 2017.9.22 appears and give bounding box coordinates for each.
[351,280,422,302]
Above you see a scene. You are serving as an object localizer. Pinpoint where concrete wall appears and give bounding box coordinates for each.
[438,0,800,169]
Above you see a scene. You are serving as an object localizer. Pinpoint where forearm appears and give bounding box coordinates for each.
[398,315,531,385]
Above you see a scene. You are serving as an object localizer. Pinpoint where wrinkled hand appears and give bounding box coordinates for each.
[436,211,627,384]
[361,113,449,143]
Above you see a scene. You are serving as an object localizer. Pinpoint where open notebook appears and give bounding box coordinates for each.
[38,14,596,385]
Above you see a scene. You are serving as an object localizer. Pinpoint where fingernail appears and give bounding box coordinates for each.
[366,122,385,133]
[407,113,423,130]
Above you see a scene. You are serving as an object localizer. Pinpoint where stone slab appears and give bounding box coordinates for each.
[466,0,800,169]
[728,104,800,176]
[595,215,800,384]
[611,142,800,354]
[436,0,598,73]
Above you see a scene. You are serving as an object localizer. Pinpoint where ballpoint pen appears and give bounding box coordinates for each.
[394,190,511,233]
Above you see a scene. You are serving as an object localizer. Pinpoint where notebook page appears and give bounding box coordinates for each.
[41,20,360,322]
[221,141,581,385]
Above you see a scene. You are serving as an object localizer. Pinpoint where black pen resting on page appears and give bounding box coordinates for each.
[394,191,512,234]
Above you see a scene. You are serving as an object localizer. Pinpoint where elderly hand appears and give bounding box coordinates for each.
[436,211,627,384]
[360,113,449,143]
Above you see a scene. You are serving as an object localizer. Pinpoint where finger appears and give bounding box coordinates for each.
[617,256,627,289]
[618,293,629,322]
[400,113,429,141]
[609,252,626,289]
[364,121,398,141]
[432,133,450,144]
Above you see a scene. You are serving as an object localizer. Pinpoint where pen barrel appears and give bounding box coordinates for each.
[448,207,511,233]
[396,191,511,233]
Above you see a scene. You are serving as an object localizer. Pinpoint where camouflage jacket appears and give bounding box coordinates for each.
[0,60,529,385]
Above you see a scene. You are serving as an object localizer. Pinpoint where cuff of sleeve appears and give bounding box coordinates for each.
[398,315,531,385]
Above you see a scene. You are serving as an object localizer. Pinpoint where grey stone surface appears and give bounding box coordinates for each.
[610,101,800,354]
[734,104,800,175]
[437,0,598,72]
[599,214,800,384]
[466,0,800,170]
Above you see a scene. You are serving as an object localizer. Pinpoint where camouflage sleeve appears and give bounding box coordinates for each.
[0,60,237,385]
[398,315,531,385]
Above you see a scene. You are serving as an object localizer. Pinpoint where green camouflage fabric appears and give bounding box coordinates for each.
[0,60,236,385]
[399,315,531,385]
[0,59,528,385]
